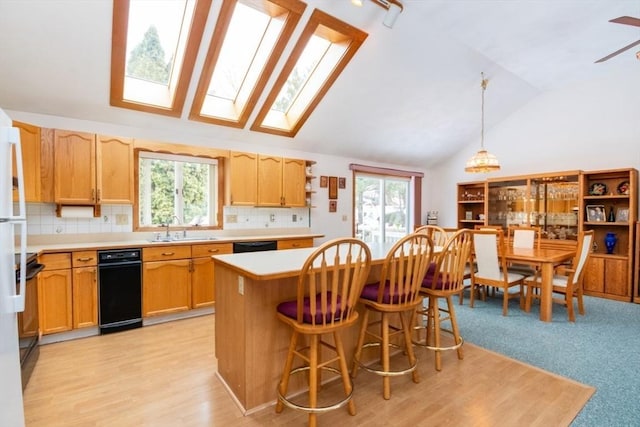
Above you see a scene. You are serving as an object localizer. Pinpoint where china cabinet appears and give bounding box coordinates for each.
[457,167,638,301]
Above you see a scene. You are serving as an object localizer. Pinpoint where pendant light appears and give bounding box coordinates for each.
[465,72,500,173]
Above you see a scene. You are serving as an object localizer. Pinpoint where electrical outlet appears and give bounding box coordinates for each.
[226,214,238,223]
[238,276,244,295]
[115,214,128,225]
[292,214,297,222]
[342,215,348,222]
[270,213,276,222]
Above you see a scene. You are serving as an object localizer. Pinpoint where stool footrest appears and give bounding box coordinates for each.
[353,342,418,377]
[277,366,353,414]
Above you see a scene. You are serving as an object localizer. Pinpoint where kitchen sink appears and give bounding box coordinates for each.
[148,236,218,243]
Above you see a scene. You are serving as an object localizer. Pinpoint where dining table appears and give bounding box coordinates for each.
[505,246,576,322]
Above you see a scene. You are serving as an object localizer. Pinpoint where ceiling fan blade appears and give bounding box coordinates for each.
[595,39,640,63]
[610,16,640,27]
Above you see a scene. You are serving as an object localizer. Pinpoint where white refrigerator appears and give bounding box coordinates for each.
[0,107,28,427]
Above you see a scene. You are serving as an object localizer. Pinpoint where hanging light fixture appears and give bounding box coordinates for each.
[351,0,404,28]
[465,72,500,173]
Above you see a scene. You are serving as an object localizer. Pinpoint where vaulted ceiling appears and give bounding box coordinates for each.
[0,0,637,168]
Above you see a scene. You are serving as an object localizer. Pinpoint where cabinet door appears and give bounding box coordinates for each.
[583,257,604,293]
[54,130,96,204]
[192,257,214,308]
[142,259,191,317]
[12,121,41,202]
[604,258,629,297]
[282,158,306,207]
[39,269,73,334]
[257,155,283,206]
[97,135,134,204]
[72,266,98,328]
[229,151,258,205]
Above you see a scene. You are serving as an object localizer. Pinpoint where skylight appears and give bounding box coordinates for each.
[189,0,306,128]
[110,0,211,117]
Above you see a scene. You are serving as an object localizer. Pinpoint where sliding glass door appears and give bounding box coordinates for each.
[354,173,411,244]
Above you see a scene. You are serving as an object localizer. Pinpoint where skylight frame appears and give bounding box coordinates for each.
[251,9,368,137]
[110,0,212,117]
[189,0,306,128]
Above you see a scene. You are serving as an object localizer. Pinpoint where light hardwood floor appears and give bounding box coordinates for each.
[23,315,593,426]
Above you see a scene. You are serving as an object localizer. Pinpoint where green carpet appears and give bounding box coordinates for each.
[453,293,640,426]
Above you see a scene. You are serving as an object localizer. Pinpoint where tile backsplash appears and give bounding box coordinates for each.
[23,203,310,235]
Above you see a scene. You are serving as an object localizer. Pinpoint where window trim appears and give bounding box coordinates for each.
[349,164,423,236]
[251,9,368,137]
[110,0,212,117]
[133,144,227,232]
[189,0,307,128]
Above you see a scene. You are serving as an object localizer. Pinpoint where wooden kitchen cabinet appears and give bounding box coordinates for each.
[71,250,98,329]
[142,246,192,317]
[282,157,307,207]
[54,129,134,206]
[228,151,258,205]
[38,253,73,335]
[97,135,134,204]
[277,238,313,250]
[257,155,282,206]
[583,256,630,300]
[191,242,233,308]
[54,130,96,205]
[12,121,42,202]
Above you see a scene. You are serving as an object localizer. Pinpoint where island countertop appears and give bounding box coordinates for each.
[211,241,394,281]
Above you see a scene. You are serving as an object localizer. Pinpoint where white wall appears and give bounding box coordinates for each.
[427,68,640,227]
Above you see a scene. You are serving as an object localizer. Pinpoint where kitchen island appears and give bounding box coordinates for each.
[212,243,393,414]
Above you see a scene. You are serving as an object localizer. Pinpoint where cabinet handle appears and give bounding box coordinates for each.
[92,189,96,202]
[76,257,94,262]
[208,249,220,253]
[96,189,101,203]
[189,259,194,273]
[161,252,175,256]
[292,243,300,247]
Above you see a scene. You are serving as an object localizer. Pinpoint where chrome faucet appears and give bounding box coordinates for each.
[172,216,187,238]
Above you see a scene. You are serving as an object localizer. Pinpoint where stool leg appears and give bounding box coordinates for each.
[309,334,319,427]
[381,312,391,400]
[400,310,419,384]
[446,296,463,361]
[334,331,356,416]
[276,330,299,413]
[351,310,370,378]
[431,297,442,371]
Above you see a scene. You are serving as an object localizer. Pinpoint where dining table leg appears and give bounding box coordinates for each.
[539,261,553,322]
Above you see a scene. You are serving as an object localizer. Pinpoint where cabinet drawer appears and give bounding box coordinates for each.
[40,253,72,270]
[72,250,97,267]
[192,242,233,257]
[143,245,192,262]
[277,238,313,250]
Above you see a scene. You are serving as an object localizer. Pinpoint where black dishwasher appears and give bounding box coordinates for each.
[233,241,278,253]
[98,248,142,334]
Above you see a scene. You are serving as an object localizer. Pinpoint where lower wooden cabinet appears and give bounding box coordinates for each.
[277,238,313,250]
[38,254,73,335]
[142,246,192,317]
[191,243,233,308]
[583,255,630,301]
[72,266,98,328]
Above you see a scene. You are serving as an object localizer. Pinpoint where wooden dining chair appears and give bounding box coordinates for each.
[506,225,542,276]
[275,238,371,426]
[414,229,473,371]
[524,230,594,322]
[470,229,526,316]
[414,224,449,247]
[352,233,435,400]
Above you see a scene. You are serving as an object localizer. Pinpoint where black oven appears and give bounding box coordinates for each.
[15,252,44,390]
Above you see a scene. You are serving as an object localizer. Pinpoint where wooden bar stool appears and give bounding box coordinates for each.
[414,229,473,371]
[352,233,435,399]
[275,238,371,427]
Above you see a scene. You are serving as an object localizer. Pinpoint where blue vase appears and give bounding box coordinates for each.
[604,232,617,254]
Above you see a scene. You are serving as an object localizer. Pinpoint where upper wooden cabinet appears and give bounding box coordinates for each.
[12,121,42,202]
[97,135,134,204]
[54,130,97,205]
[228,152,307,207]
[228,151,258,206]
[54,130,133,205]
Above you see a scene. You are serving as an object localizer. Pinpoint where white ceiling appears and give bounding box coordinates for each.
[0,0,638,168]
